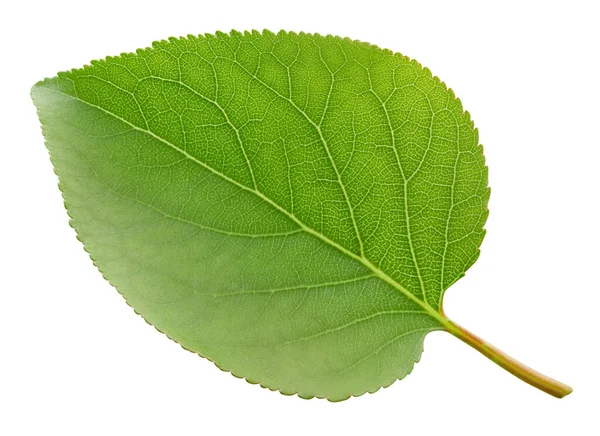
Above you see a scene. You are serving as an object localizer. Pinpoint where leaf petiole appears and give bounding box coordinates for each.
[444,319,573,398]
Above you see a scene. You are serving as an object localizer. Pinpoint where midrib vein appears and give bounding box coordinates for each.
[82,73,259,191]
[150,68,363,257]
[44,85,446,325]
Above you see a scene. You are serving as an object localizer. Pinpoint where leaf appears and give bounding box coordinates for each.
[32,30,571,400]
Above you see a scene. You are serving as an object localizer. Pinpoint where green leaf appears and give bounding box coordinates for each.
[32,30,571,401]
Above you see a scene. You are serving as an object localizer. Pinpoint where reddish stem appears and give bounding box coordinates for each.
[445,320,572,398]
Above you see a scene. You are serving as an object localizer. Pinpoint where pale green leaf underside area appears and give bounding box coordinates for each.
[32,30,489,401]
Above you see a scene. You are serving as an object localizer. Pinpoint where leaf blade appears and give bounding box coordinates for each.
[32,31,489,400]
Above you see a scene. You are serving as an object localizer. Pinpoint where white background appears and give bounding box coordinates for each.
[1,0,598,434]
